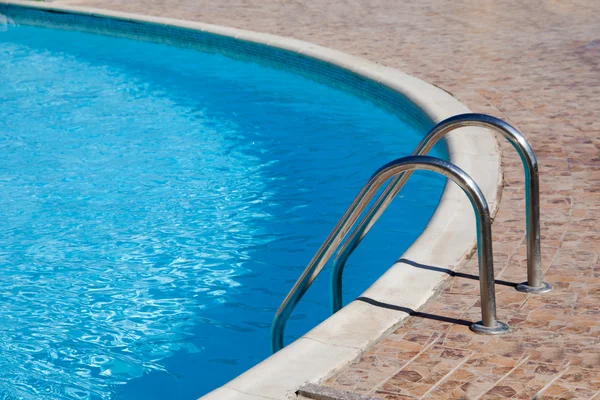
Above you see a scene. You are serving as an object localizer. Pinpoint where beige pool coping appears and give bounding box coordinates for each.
[0,2,503,399]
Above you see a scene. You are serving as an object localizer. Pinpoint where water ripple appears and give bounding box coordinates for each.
[0,23,446,399]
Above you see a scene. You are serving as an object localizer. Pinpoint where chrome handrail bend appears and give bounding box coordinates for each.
[271,155,509,353]
[332,114,551,313]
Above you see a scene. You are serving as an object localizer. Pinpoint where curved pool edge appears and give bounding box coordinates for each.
[0,1,503,399]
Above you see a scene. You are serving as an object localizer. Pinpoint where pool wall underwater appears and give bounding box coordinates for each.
[0,1,503,399]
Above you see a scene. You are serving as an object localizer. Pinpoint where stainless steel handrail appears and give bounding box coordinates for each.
[331,113,551,313]
[271,155,509,353]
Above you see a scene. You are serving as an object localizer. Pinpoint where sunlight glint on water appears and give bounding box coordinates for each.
[0,23,446,399]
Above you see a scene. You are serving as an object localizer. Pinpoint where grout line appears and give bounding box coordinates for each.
[303,336,359,350]
[419,350,477,399]
[472,353,530,400]
[224,385,279,400]
[368,331,442,395]
[534,363,571,398]
[298,383,381,400]
[538,142,575,291]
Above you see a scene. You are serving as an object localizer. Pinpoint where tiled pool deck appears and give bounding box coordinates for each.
[50,0,600,398]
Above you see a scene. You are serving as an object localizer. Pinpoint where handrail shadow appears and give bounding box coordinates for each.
[396,258,518,288]
[355,296,472,327]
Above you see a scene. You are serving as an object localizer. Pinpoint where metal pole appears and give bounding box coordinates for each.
[332,114,550,313]
[271,155,508,353]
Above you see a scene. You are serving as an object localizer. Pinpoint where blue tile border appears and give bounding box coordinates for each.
[0,3,433,133]
[0,4,505,400]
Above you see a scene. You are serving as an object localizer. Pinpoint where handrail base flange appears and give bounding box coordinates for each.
[515,281,552,293]
[470,321,510,335]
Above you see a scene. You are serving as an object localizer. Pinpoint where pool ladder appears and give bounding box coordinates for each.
[271,113,552,353]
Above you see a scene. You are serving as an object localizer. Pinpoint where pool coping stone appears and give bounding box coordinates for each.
[0,2,503,399]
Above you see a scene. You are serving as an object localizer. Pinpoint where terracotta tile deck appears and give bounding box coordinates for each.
[51,0,600,397]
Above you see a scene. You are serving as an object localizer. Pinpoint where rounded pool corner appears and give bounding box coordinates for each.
[0,2,503,399]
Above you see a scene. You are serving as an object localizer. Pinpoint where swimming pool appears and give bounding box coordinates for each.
[0,13,446,400]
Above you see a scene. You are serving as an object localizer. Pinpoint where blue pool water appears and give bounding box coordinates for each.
[0,22,446,399]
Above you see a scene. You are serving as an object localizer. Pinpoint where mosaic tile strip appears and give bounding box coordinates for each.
[0,3,433,133]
